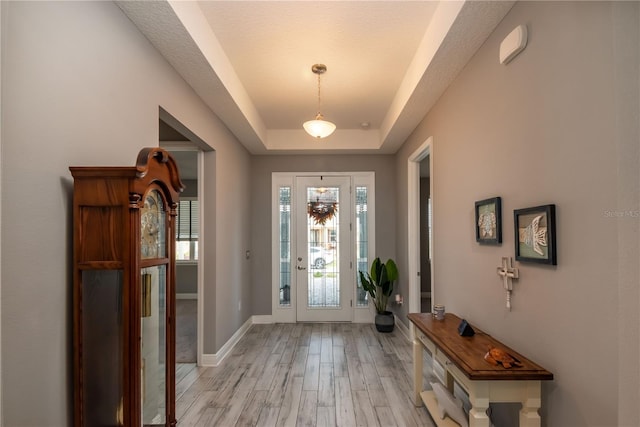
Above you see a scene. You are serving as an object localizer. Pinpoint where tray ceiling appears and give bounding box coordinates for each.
[118,1,515,154]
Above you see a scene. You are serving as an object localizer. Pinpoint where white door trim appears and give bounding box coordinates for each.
[408,137,434,335]
[0,2,4,419]
[271,172,376,323]
[196,150,205,366]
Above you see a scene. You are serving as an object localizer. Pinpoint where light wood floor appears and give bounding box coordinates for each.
[175,323,437,427]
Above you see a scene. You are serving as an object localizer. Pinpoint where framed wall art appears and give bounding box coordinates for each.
[514,204,557,265]
[475,197,502,244]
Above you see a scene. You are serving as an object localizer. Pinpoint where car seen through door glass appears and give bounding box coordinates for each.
[309,246,334,269]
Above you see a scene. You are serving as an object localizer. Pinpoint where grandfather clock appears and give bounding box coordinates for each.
[70,148,184,426]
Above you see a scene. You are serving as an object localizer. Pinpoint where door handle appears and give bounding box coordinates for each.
[297,265,307,271]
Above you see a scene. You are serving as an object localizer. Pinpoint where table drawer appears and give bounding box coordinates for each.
[417,330,436,353]
[435,349,471,391]
[434,347,450,367]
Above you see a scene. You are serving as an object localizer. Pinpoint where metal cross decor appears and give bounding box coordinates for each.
[497,257,519,310]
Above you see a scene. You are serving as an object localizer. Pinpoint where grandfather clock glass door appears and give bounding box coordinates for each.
[141,189,168,426]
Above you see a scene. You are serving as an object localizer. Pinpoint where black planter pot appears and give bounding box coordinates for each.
[375,311,395,333]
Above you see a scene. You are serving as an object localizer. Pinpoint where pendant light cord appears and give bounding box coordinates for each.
[316,72,322,117]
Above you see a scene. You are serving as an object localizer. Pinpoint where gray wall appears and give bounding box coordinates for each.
[1,2,251,425]
[395,2,639,426]
[250,155,396,315]
[182,178,198,198]
[176,264,198,295]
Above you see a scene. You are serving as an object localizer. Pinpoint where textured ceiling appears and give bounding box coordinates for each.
[118,1,515,155]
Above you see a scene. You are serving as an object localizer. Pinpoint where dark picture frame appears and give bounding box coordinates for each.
[475,197,502,244]
[514,204,557,265]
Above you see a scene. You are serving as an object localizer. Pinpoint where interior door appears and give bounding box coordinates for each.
[295,176,352,321]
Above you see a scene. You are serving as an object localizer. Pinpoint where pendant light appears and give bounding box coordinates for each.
[303,64,336,138]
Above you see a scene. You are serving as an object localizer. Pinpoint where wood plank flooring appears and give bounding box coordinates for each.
[175,323,437,426]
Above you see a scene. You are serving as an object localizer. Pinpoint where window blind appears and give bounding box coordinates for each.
[176,200,199,241]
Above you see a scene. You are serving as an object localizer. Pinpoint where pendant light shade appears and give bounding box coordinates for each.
[303,113,336,139]
[304,64,336,139]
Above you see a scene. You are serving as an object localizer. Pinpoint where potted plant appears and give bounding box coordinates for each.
[359,257,398,332]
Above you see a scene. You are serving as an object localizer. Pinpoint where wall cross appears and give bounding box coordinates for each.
[497,256,519,310]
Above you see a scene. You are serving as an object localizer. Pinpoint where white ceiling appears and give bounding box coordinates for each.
[118,1,515,155]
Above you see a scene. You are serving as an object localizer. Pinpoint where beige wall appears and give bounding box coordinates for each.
[396,2,639,426]
[1,1,251,424]
[250,155,397,315]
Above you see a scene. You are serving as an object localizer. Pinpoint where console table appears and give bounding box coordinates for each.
[408,313,553,427]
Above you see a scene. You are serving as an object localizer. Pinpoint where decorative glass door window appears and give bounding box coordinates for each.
[296,176,351,322]
[355,186,369,307]
[306,186,340,307]
[279,187,292,306]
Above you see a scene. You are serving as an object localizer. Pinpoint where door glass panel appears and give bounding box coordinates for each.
[355,186,369,307]
[141,265,166,425]
[306,186,340,307]
[279,186,292,306]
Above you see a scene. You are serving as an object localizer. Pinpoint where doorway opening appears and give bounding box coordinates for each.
[419,160,432,312]
[159,108,213,373]
[408,137,434,321]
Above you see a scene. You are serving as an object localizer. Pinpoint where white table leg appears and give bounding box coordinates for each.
[412,331,423,406]
[468,382,491,427]
[519,382,542,427]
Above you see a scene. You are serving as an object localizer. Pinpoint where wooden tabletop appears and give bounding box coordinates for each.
[408,313,553,381]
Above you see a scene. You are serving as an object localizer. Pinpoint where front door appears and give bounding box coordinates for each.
[295,176,352,321]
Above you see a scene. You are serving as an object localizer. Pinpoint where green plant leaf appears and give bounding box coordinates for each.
[370,257,381,283]
[385,259,398,282]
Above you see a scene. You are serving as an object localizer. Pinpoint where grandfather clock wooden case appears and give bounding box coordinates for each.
[70,148,184,427]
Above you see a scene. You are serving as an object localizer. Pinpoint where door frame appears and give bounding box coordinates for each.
[159,139,208,367]
[271,172,375,323]
[408,137,434,333]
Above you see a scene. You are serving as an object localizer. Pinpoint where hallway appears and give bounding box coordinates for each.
[175,323,436,426]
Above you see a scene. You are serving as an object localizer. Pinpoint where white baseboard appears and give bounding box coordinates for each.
[200,316,253,367]
[252,315,273,324]
[176,293,198,300]
[394,314,411,342]
[200,353,216,367]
